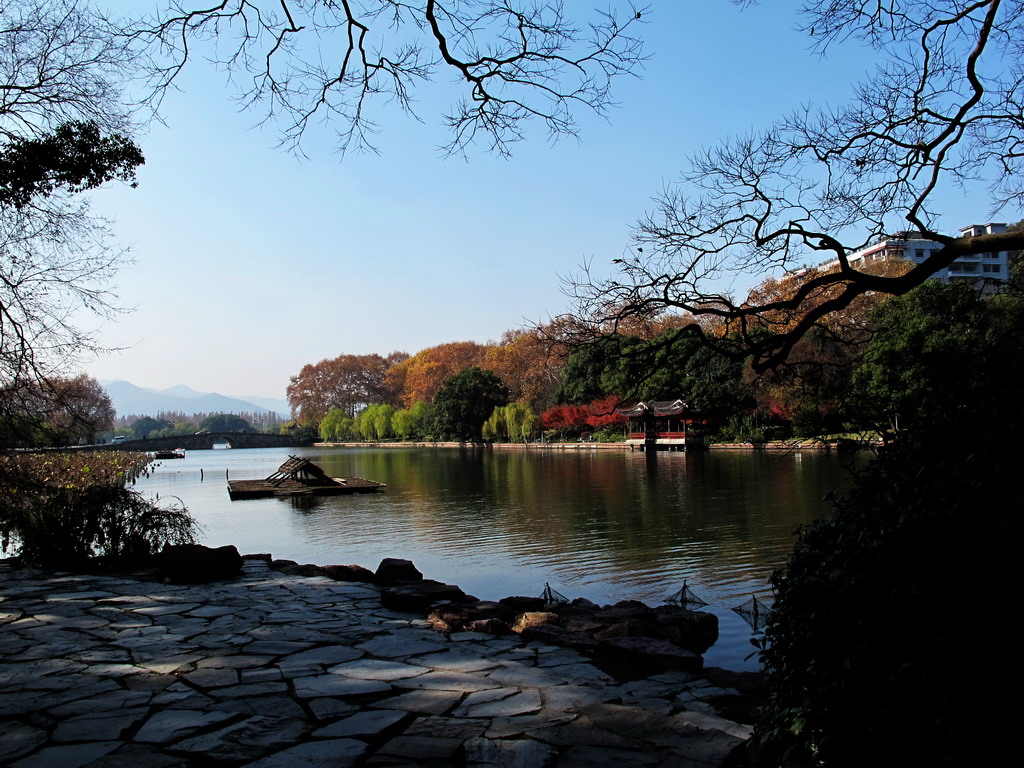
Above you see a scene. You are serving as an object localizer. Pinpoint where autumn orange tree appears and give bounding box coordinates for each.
[385,341,491,408]
[287,352,407,423]
[742,260,913,435]
[481,329,564,412]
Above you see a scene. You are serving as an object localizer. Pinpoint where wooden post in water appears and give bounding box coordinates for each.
[200,468,204,481]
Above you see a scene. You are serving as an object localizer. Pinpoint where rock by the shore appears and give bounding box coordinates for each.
[380,580,469,612]
[156,544,243,584]
[194,553,719,680]
[270,560,326,577]
[323,563,376,582]
[374,557,423,585]
[598,636,704,676]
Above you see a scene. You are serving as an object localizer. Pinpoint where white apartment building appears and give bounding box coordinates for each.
[840,222,1010,289]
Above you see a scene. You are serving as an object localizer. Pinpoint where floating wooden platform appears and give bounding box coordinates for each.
[227,455,386,500]
[227,476,386,500]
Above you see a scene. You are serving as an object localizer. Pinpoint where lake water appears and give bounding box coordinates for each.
[135,445,857,672]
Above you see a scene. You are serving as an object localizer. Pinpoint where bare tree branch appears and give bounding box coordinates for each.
[130,1,646,156]
[1,1,142,411]
[565,0,1024,370]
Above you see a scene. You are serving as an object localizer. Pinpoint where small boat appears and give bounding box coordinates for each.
[153,448,186,459]
[227,455,386,500]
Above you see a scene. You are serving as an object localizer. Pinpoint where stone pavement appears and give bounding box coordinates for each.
[0,558,752,767]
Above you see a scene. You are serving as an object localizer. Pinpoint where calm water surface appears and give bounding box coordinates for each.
[136,446,856,671]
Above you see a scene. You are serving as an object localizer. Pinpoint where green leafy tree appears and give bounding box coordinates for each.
[483,401,538,442]
[371,404,396,440]
[318,408,354,442]
[392,401,434,440]
[352,403,396,440]
[759,337,1022,766]
[0,120,142,209]
[198,413,255,433]
[751,282,1024,765]
[556,331,752,431]
[432,368,510,441]
[131,416,172,440]
[554,336,625,405]
[851,280,990,434]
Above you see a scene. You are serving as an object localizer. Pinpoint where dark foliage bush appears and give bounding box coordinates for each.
[750,288,1024,766]
[1,452,198,568]
[3,486,196,568]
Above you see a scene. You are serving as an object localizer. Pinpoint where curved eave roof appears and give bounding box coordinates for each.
[617,399,690,417]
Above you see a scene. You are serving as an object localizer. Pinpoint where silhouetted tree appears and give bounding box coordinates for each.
[1,0,143,419]
[0,374,114,447]
[565,1,1024,370]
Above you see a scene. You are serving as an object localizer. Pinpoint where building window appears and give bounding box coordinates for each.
[915,248,925,259]
[961,263,978,272]
[983,263,1001,273]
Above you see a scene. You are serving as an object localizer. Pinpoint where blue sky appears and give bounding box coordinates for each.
[85,1,995,400]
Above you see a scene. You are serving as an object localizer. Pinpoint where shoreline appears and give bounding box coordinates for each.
[0,556,756,766]
[316,439,866,451]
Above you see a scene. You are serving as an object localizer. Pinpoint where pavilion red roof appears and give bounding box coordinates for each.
[617,399,690,418]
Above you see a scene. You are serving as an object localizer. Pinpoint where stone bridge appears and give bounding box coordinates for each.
[106,432,313,451]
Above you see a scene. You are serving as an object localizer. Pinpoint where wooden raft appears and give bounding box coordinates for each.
[227,455,386,500]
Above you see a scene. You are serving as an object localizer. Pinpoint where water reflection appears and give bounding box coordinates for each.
[138,446,855,671]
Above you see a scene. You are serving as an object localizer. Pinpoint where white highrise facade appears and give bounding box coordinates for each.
[841,222,1009,289]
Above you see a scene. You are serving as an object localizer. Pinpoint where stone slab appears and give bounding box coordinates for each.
[292,674,392,698]
[311,708,407,738]
[245,738,367,767]
[133,709,236,744]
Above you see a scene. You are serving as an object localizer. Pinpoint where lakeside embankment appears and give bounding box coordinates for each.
[0,557,754,766]
[318,440,865,451]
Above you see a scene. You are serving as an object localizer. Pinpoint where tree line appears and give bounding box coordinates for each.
[113,412,287,440]
[4,3,1021,763]
[290,250,1023,445]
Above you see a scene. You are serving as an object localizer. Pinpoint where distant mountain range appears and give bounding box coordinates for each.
[101,380,290,419]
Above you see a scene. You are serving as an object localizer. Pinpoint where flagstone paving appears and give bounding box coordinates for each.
[0,558,752,766]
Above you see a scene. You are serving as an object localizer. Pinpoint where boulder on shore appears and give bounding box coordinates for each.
[249,554,718,680]
[323,564,376,583]
[157,544,242,584]
[374,558,423,585]
[380,580,469,612]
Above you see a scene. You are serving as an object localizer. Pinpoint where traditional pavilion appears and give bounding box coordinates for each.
[617,399,696,449]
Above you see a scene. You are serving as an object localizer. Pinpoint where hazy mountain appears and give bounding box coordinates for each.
[101,380,289,418]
